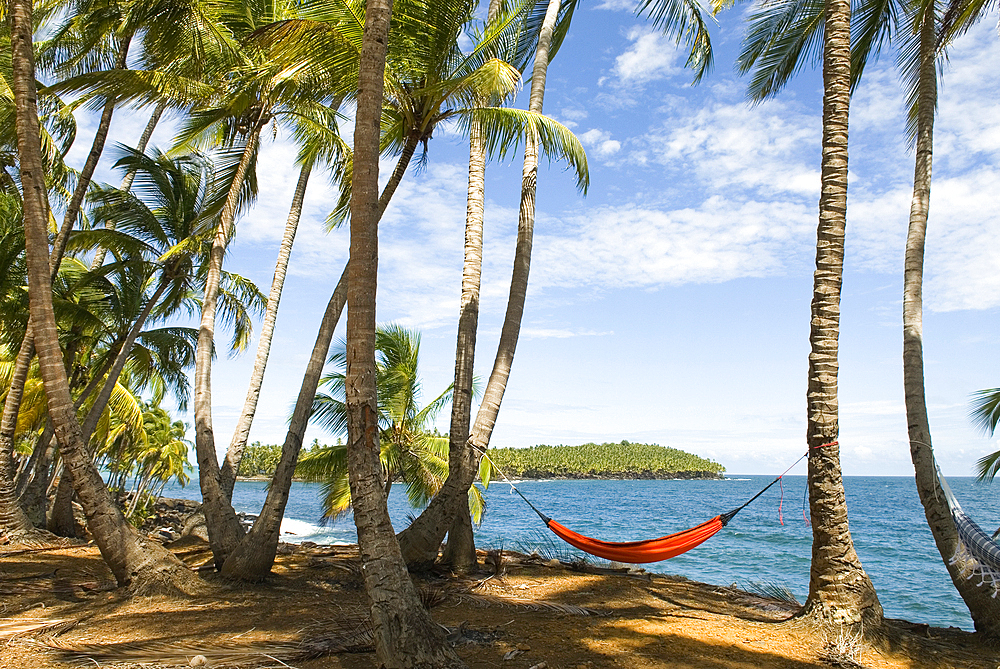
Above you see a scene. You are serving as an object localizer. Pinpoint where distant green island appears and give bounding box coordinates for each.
[236,440,725,481]
[487,441,725,480]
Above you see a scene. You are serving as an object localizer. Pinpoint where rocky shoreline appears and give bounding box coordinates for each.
[141,497,256,544]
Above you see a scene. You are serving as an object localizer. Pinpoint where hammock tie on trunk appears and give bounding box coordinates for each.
[477,444,825,564]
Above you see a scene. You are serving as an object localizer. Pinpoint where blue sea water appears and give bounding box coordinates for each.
[159,475,1000,632]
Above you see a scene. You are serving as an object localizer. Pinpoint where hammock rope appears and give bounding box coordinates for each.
[472,443,828,564]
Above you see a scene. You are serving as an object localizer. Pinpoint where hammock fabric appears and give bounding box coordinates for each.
[545,515,725,563]
[509,470,779,564]
[937,468,1000,597]
[490,445,814,565]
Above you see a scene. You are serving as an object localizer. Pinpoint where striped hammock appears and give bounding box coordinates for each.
[938,469,1000,598]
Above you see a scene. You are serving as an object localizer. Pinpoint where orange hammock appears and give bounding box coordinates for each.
[545,515,725,563]
[493,447,813,564]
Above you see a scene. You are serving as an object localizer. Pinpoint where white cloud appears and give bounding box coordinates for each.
[594,0,633,9]
[578,128,622,157]
[532,197,816,290]
[640,98,821,197]
[611,28,681,85]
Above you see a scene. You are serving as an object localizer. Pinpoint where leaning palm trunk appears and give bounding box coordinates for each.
[194,132,260,567]
[221,267,346,579]
[397,0,562,571]
[79,277,172,442]
[903,9,1000,637]
[802,0,882,625]
[0,35,132,534]
[221,140,421,580]
[440,0,504,573]
[10,0,197,593]
[220,162,313,500]
[344,0,465,665]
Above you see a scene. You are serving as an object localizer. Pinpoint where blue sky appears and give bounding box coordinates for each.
[69,3,1000,476]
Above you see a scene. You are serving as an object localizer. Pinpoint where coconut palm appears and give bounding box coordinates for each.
[296,324,487,522]
[338,0,465,664]
[219,104,351,502]
[730,0,886,625]
[9,0,198,591]
[218,0,587,582]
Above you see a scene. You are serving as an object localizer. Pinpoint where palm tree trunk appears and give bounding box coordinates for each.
[11,0,196,593]
[220,139,420,580]
[221,266,347,579]
[440,0,504,571]
[79,277,172,442]
[47,468,78,536]
[221,162,312,500]
[91,100,166,270]
[18,426,55,526]
[903,9,1000,637]
[0,33,132,535]
[802,0,882,626]
[397,0,561,571]
[345,1,464,665]
[194,132,259,567]
[440,116,488,572]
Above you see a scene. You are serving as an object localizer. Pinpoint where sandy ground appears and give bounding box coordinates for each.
[1,538,997,669]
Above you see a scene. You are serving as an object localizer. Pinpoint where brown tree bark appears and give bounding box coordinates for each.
[0,29,132,535]
[802,0,882,626]
[903,8,1000,637]
[221,135,419,580]
[397,0,561,571]
[193,133,259,568]
[221,163,313,500]
[344,0,465,665]
[11,0,197,593]
[221,267,347,579]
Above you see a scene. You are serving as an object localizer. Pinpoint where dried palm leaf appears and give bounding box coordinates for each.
[37,634,303,665]
[0,618,77,641]
[457,592,606,616]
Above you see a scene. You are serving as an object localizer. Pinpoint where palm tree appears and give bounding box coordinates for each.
[897,0,1000,637]
[732,0,883,625]
[397,0,592,569]
[220,105,351,501]
[72,148,264,452]
[296,324,487,522]
[339,0,466,665]
[218,0,587,581]
[9,0,197,592]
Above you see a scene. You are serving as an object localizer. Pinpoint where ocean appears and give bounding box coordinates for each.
[158,474,999,631]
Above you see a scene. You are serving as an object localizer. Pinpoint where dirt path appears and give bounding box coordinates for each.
[1,539,994,669]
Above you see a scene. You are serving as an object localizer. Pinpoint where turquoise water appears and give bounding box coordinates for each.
[159,475,999,631]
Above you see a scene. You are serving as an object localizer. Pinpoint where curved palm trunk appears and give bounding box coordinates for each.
[221,267,347,579]
[79,277,172,442]
[439,0,505,573]
[194,132,259,567]
[0,34,132,534]
[398,0,561,571]
[220,163,312,500]
[221,136,420,579]
[903,10,1000,637]
[91,100,167,270]
[440,120,487,572]
[802,0,882,626]
[345,1,465,665]
[11,0,196,593]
